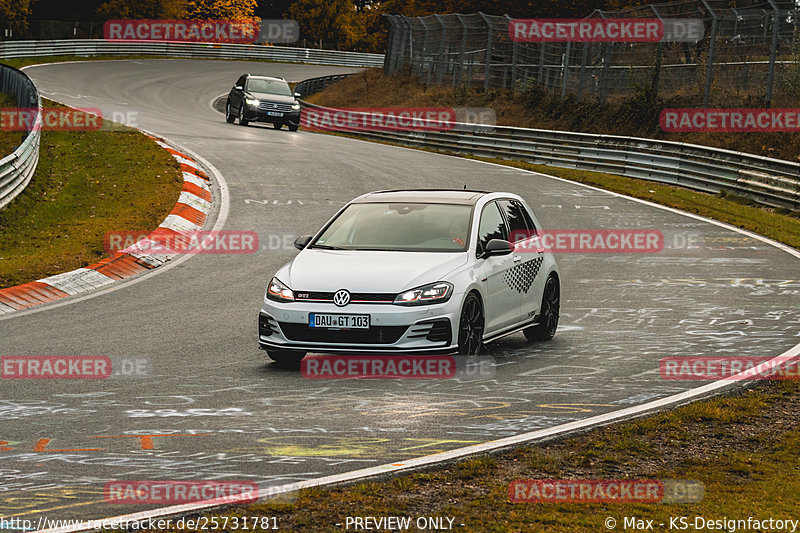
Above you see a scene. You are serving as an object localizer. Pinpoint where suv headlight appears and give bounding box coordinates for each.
[393,282,453,306]
[291,103,301,111]
[266,277,294,302]
[245,97,259,107]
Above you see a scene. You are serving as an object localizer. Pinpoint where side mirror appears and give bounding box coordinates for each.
[234,85,243,91]
[294,92,301,98]
[294,235,313,250]
[482,239,514,258]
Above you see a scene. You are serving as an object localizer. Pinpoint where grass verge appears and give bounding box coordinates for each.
[0,98,182,288]
[0,92,22,156]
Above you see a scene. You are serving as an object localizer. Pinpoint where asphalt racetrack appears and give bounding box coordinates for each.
[1,59,799,527]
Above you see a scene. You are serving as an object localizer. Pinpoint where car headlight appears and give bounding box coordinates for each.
[393,282,453,306]
[245,97,259,107]
[266,277,294,302]
[291,103,301,111]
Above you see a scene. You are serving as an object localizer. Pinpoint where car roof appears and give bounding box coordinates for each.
[352,189,490,205]
[246,74,286,82]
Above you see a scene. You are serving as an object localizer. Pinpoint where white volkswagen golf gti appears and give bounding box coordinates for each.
[258,190,560,365]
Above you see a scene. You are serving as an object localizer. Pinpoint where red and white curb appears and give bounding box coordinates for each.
[0,136,212,314]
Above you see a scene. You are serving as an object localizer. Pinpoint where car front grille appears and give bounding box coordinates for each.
[295,292,396,304]
[278,323,408,344]
[258,101,294,113]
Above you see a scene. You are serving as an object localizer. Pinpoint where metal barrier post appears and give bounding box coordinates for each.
[598,11,612,102]
[561,40,571,98]
[765,0,780,107]
[434,14,447,85]
[701,0,718,108]
[479,13,493,91]
[455,14,468,88]
[650,5,664,100]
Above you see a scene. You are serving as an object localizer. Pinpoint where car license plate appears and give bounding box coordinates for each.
[309,313,370,329]
[267,111,284,117]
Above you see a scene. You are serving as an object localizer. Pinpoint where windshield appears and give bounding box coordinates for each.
[246,78,293,96]
[313,202,472,252]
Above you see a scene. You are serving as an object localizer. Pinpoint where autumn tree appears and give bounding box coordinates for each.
[97,0,188,19]
[351,4,389,52]
[289,0,359,49]
[0,0,33,36]
[185,0,258,19]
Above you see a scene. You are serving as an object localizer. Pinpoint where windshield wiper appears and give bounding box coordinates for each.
[352,247,408,251]
[311,244,346,250]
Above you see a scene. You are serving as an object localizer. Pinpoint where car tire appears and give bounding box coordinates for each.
[273,122,282,130]
[524,274,560,341]
[238,104,249,126]
[225,100,235,123]
[457,292,484,355]
[288,122,299,132]
[267,350,306,367]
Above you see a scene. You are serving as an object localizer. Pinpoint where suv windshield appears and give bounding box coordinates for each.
[246,78,292,96]
[313,202,472,252]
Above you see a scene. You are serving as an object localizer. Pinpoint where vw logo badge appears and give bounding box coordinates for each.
[333,289,351,307]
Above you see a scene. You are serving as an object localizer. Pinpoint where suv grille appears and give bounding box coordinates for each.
[259,101,294,113]
[278,323,408,344]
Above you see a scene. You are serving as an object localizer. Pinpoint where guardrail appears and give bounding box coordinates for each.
[0,40,385,68]
[0,64,41,210]
[299,100,800,210]
[294,74,353,98]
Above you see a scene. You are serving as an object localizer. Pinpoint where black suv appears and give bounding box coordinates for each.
[226,74,301,131]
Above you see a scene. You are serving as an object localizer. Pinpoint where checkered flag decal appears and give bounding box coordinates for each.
[503,257,543,294]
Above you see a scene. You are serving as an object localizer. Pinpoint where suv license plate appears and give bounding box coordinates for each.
[267,111,284,117]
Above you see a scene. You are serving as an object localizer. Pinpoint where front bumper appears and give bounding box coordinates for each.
[258,297,461,354]
[243,106,300,124]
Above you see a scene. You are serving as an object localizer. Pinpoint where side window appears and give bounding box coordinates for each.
[498,199,533,243]
[517,201,538,235]
[476,202,508,256]
[236,75,246,88]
